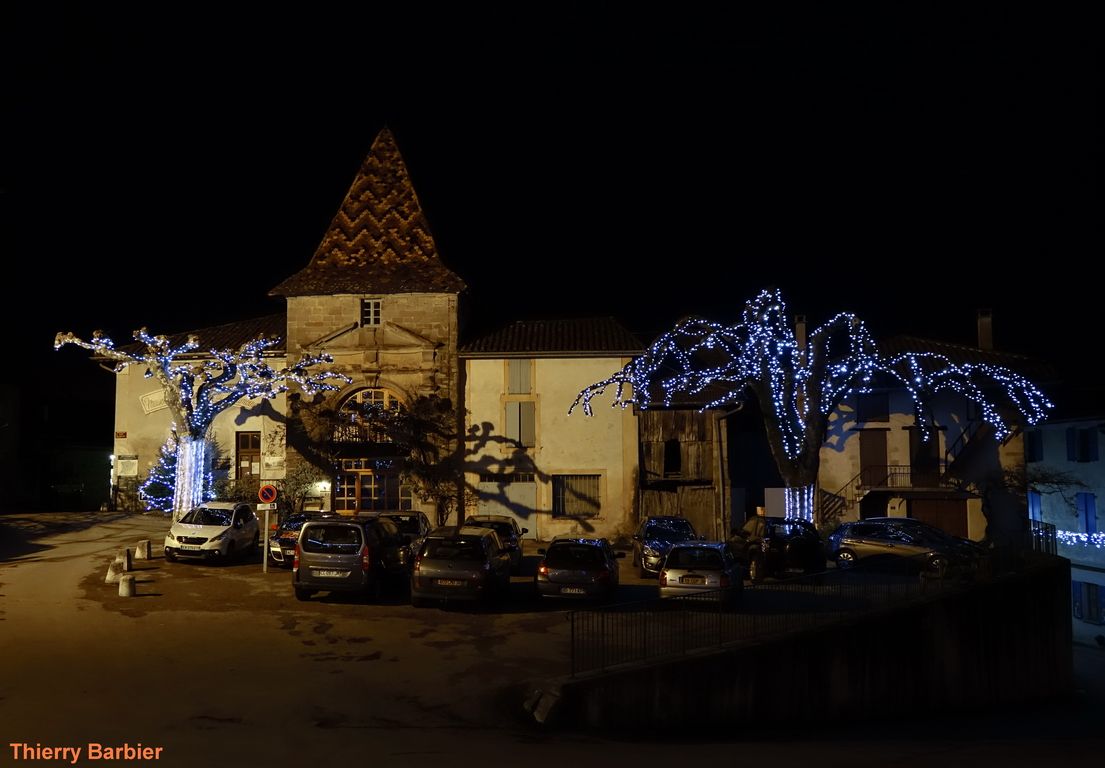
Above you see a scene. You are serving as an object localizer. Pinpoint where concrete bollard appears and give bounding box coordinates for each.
[105,561,121,584]
[118,574,136,597]
[134,540,152,560]
[114,548,133,572]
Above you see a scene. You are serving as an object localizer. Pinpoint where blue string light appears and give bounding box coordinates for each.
[571,289,1053,523]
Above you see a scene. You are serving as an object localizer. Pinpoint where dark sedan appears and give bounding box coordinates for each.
[632,516,699,578]
[731,516,825,582]
[534,537,624,601]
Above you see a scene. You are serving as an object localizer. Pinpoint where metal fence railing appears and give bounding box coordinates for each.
[569,567,962,676]
[1027,519,1057,555]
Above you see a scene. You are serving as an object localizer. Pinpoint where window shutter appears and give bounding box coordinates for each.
[519,401,535,447]
[1072,581,1083,620]
[1025,430,1042,463]
[1027,490,1042,521]
[508,359,531,394]
[1067,427,1078,461]
[505,402,520,443]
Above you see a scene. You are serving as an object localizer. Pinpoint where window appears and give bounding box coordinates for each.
[505,401,535,447]
[1076,493,1098,535]
[236,431,261,479]
[856,392,889,423]
[1067,427,1100,462]
[334,389,403,443]
[508,359,532,394]
[552,474,601,517]
[333,460,412,513]
[663,439,682,477]
[361,298,382,327]
[1025,430,1043,463]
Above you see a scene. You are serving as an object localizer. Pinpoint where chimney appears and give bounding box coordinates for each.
[794,315,807,351]
[977,308,993,350]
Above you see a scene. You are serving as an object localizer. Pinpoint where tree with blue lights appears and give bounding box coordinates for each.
[56,328,349,519]
[572,289,1052,523]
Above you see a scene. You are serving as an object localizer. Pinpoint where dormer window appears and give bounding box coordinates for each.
[361,299,382,327]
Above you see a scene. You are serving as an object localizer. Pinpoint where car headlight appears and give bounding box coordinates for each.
[210,530,229,542]
[643,545,659,557]
[165,531,176,541]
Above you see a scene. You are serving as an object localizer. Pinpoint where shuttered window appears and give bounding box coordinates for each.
[505,401,535,447]
[1076,493,1098,534]
[508,359,532,394]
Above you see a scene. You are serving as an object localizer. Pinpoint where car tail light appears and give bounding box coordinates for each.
[360,545,371,572]
[413,555,422,573]
[538,563,548,576]
[659,570,668,587]
[293,543,300,570]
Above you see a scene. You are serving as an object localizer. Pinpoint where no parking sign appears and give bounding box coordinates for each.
[258,484,279,504]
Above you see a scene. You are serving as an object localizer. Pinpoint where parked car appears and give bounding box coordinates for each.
[827,519,985,575]
[731,516,825,583]
[292,515,411,601]
[632,515,699,578]
[658,541,742,604]
[534,536,624,601]
[164,502,259,562]
[464,514,528,573]
[410,526,512,607]
[267,512,317,568]
[379,511,433,561]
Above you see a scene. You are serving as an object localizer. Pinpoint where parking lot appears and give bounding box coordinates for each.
[3,510,1105,768]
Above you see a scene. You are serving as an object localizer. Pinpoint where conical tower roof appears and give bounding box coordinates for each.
[270,127,466,296]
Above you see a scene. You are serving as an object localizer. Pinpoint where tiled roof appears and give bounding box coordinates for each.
[460,317,643,358]
[270,128,466,297]
[878,335,1056,380]
[120,314,287,356]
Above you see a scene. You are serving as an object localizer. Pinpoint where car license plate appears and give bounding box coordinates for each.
[179,544,201,551]
[561,587,586,595]
[435,579,465,587]
[315,569,348,578]
[680,576,706,585]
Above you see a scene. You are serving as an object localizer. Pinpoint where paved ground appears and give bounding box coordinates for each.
[2,511,1104,767]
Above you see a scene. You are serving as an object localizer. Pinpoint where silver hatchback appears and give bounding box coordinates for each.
[658,541,742,604]
[410,526,512,607]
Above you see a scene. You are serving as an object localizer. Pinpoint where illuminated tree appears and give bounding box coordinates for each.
[55,328,349,519]
[572,289,1052,522]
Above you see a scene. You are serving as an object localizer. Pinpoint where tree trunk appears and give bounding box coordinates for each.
[783,484,815,522]
[173,436,208,520]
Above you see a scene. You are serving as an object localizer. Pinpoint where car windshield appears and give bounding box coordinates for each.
[179,507,232,526]
[770,521,817,538]
[643,520,695,542]
[666,547,723,570]
[384,515,423,534]
[422,538,485,561]
[278,516,311,533]
[544,544,604,568]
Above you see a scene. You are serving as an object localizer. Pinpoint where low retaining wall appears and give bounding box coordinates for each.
[544,556,1072,730]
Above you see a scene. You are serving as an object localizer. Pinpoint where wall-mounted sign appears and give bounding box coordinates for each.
[115,431,127,439]
[116,458,139,477]
[140,390,168,414]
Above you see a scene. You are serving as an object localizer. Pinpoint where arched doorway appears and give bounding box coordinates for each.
[331,388,414,514]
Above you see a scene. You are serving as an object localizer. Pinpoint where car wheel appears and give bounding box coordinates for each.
[164,548,176,562]
[294,587,312,601]
[835,550,857,569]
[639,564,650,579]
[249,533,259,554]
[369,576,384,603]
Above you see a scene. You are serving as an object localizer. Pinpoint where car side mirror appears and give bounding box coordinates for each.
[521,528,529,534]
[537,548,546,555]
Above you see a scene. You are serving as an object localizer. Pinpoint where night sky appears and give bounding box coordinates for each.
[4,6,1102,454]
